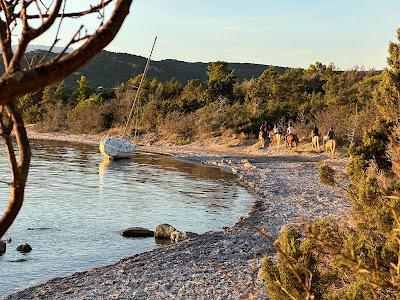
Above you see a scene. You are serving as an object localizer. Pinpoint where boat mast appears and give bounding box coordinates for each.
[122,36,158,139]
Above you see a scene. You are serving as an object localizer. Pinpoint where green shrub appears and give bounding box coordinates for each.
[261,227,321,300]
[319,164,335,186]
[67,100,113,133]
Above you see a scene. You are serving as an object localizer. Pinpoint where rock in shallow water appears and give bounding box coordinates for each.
[154,224,177,240]
[3,237,12,243]
[0,240,6,255]
[27,227,52,231]
[17,243,32,253]
[120,227,154,238]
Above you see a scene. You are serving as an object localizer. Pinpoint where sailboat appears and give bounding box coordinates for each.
[99,36,157,159]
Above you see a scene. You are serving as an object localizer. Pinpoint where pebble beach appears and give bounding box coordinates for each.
[3,130,350,299]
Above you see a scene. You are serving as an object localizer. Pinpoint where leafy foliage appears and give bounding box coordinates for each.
[206,61,237,101]
[319,164,335,186]
[375,29,400,122]
[18,90,45,124]
[71,76,93,106]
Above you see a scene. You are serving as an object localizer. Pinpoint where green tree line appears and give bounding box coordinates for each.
[19,56,381,146]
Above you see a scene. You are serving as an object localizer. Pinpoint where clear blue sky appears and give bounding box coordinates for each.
[38,0,400,69]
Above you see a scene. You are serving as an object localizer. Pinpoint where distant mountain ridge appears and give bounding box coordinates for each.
[0,47,287,89]
[11,44,73,53]
[66,50,287,89]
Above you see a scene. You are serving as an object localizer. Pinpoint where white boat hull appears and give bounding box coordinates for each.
[99,137,135,159]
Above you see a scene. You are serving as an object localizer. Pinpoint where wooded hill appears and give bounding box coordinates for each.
[2,49,287,89]
[70,51,288,89]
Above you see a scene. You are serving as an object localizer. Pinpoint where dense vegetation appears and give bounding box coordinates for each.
[261,30,400,299]
[21,56,379,147]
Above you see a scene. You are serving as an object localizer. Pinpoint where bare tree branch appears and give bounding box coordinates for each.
[0,0,133,103]
[0,102,31,238]
[37,0,67,64]
[9,0,63,72]
[24,0,113,19]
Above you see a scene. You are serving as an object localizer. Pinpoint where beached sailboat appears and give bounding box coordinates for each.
[99,36,157,159]
[99,136,136,159]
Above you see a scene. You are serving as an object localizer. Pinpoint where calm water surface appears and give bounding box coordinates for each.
[0,140,254,297]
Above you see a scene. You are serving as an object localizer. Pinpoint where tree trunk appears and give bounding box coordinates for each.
[0,102,31,238]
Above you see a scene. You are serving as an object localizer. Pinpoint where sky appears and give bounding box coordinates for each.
[35,0,400,70]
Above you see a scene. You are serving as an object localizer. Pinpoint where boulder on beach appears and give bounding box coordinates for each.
[120,227,154,238]
[0,240,6,255]
[170,231,198,243]
[154,224,177,240]
[17,243,32,253]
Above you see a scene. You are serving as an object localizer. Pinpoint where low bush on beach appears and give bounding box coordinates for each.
[41,101,68,131]
[67,100,115,133]
[158,112,197,145]
[318,164,335,186]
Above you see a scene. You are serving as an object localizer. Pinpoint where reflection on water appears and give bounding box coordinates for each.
[0,140,254,297]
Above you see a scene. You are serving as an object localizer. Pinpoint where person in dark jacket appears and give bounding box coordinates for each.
[312,125,320,137]
[327,127,335,140]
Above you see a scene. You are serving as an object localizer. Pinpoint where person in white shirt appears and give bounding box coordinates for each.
[286,123,296,135]
[273,124,279,135]
[285,122,299,144]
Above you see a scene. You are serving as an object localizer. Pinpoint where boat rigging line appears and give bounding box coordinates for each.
[122,35,158,139]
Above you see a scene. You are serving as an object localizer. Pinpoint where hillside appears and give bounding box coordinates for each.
[11,44,73,53]
[65,50,287,89]
[0,49,286,89]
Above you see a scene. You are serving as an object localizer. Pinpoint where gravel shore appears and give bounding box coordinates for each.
[3,130,350,299]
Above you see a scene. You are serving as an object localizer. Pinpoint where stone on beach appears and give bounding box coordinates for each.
[170,231,199,243]
[154,224,177,240]
[243,162,255,169]
[120,227,154,238]
[17,243,32,253]
[0,240,6,255]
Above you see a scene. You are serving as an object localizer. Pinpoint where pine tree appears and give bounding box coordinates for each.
[375,28,400,122]
[71,76,93,105]
[206,61,237,101]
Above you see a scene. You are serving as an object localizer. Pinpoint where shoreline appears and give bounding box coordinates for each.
[4,129,350,299]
